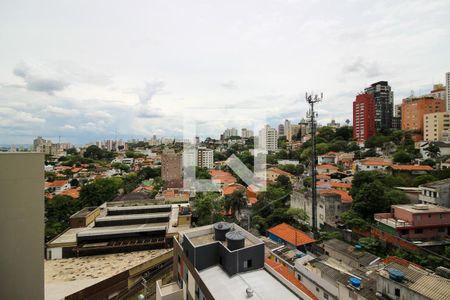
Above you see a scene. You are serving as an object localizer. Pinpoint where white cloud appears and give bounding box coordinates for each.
[45,105,80,117]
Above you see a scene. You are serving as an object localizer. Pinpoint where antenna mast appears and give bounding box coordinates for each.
[306,92,323,237]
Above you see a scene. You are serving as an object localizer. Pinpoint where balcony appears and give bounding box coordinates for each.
[374,213,412,228]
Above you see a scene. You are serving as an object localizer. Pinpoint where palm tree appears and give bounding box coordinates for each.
[225,190,247,221]
[424,142,441,159]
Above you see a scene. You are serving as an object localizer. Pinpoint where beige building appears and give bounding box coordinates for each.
[0,153,44,300]
[424,112,450,142]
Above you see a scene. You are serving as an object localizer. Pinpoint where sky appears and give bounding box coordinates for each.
[0,0,449,145]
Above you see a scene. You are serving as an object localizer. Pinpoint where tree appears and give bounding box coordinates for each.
[413,175,437,187]
[225,190,247,220]
[423,142,441,159]
[352,181,390,220]
[358,237,380,253]
[193,193,223,226]
[317,126,335,142]
[335,126,353,141]
[84,145,104,160]
[316,143,330,155]
[393,150,412,164]
[66,147,78,155]
[138,167,161,179]
[341,210,369,230]
[122,173,140,194]
[79,177,123,207]
[385,189,410,205]
[278,164,304,176]
[275,175,292,192]
[45,195,82,241]
[70,178,79,187]
[421,159,436,167]
[112,162,130,172]
[196,167,211,179]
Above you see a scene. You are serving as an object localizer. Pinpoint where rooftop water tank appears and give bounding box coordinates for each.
[226,230,245,251]
[214,222,231,241]
[387,268,405,282]
[349,277,361,289]
[355,244,363,251]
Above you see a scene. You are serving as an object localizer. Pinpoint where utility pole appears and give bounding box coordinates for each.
[306,92,323,237]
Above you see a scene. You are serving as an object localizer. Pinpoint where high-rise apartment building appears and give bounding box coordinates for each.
[197,147,214,169]
[424,112,450,142]
[353,93,376,142]
[402,97,446,141]
[222,128,238,140]
[284,119,292,142]
[161,149,182,188]
[446,72,450,111]
[241,128,254,138]
[259,125,278,151]
[364,81,394,132]
[278,124,285,136]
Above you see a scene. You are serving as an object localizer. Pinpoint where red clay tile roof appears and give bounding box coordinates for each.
[46,180,69,188]
[247,196,258,205]
[60,188,80,199]
[361,160,392,166]
[390,165,433,171]
[209,170,237,184]
[319,189,353,203]
[268,167,295,177]
[316,181,352,189]
[316,174,331,179]
[317,164,338,169]
[265,258,318,300]
[223,183,245,196]
[267,223,316,246]
[71,167,82,173]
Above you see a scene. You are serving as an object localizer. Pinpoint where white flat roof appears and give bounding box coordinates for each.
[199,265,298,300]
[107,204,171,211]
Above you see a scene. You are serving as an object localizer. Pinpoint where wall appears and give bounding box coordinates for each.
[0,153,44,300]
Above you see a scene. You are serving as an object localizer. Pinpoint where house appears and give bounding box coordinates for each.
[267,223,315,251]
[316,174,331,182]
[323,239,380,269]
[291,188,352,228]
[419,141,450,159]
[246,184,262,206]
[318,152,337,165]
[389,164,433,175]
[59,188,80,199]
[374,204,450,241]
[316,181,352,191]
[418,178,450,208]
[45,180,71,194]
[355,158,392,172]
[316,164,338,174]
[376,257,450,300]
[222,183,246,197]
[209,169,236,186]
[336,152,355,167]
[267,167,296,183]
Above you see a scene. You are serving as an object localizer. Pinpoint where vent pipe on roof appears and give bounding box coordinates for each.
[246,288,254,297]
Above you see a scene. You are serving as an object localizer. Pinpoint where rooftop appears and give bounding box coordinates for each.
[317,164,338,169]
[379,261,450,300]
[420,178,450,189]
[198,265,299,300]
[393,204,450,214]
[323,239,380,267]
[45,249,171,300]
[390,165,433,171]
[319,189,353,203]
[267,223,316,247]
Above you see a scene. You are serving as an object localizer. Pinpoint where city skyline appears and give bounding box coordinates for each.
[1,0,450,144]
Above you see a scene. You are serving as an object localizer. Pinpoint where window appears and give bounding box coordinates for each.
[244,259,252,269]
[297,274,302,281]
[438,227,445,232]
[395,288,400,297]
[415,229,423,234]
[324,293,329,299]
[401,229,408,235]
[316,287,320,292]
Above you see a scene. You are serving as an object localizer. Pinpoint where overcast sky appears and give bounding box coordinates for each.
[1,0,449,145]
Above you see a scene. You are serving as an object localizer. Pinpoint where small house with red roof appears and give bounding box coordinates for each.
[222,183,246,197]
[209,169,236,186]
[44,180,71,194]
[389,164,433,175]
[316,164,338,174]
[267,223,315,251]
[318,152,337,165]
[267,167,296,183]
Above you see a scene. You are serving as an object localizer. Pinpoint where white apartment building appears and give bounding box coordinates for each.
[241,128,254,138]
[259,125,278,152]
[197,147,214,169]
[446,72,450,111]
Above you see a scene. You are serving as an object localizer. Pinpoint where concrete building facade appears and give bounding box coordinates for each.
[0,153,44,300]
[424,112,450,142]
[161,149,183,188]
[401,96,446,141]
[259,125,278,151]
[353,93,376,142]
